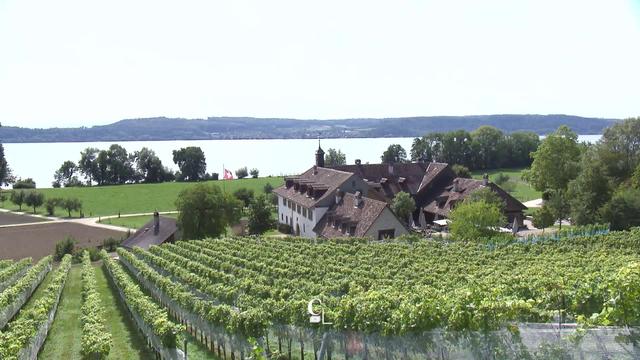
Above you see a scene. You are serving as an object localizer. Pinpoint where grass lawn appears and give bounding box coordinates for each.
[471,167,541,202]
[100,213,178,229]
[2,177,282,218]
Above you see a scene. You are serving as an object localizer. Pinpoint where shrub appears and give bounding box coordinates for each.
[44,197,63,216]
[54,237,76,261]
[211,172,219,181]
[233,187,255,208]
[250,168,259,178]
[263,183,274,194]
[102,237,122,252]
[277,223,292,234]
[494,173,510,186]
[452,164,471,179]
[10,190,25,211]
[24,191,44,214]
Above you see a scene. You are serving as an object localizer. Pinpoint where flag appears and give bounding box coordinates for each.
[223,168,234,180]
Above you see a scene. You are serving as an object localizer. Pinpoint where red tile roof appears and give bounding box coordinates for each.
[313,192,390,238]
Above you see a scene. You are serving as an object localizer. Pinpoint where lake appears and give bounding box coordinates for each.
[4,135,602,189]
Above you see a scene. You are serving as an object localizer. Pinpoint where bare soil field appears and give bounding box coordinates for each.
[0,222,127,260]
[0,211,46,225]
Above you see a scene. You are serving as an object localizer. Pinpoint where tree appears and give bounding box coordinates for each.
[0,191,6,205]
[503,132,540,168]
[78,147,99,185]
[567,149,612,225]
[24,191,44,214]
[467,187,505,212]
[470,126,506,169]
[391,191,415,225]
[175,183,242,239]
[263,183,274,194]
[134,147,167,183]
[325,148,347,166]
[633,165,640,189]
[53,160,79,187]
[234,187,255,208]
[598,117,640,181]
[449,200,505,241]
[13,178,36,189]
[54,237,75,261]
[10,190,25,211]
[522,125,581,192]
[0,143,14,186]
[248,195,275,235]
[249,168,259,178]
[62,198,82,218]
[44,197,62,216]
[106,144,135,184]
[532,206,555,233]
[451,164,471,179]
[172,147,206,181]
[95,150,109,185]
[600,189,640,231]
[235,167,249,179]
[381,144,407,164]
[545,189,571,230]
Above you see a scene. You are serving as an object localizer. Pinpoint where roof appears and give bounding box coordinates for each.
[422,178,527,217]
[312,192,390,238]
[121,216,177,250]
[273,166,354,207]
[330,162,436,200]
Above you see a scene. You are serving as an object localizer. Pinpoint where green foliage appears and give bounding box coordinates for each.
[598,117,640,181]
[567,149,612,225]
[633,164,640,189]
[234,187,255,208]
[100,250,183,347]
[449,200,505,241]
[62,197,82,217]
[80,251,112,358]
[133,147,171,183]
[249,168,259,178]
[235,166,249,179]
[263,182,273,194]
[0,255,52,315]
[54,237,76,261]
[324,148,347,166]
[0,143,14,186]
[599,188,640,231]
[532,206,555,231]
[248,195,274,235]
[592,262,640,326]
[78,147,100,185]
[175,183,242,240]
[466,187,505,212]
[24,190,44,214]
[172,146,206,181]
[12,178,36,189]
[44,197,62,216]
[53,160,79,187]
[522,125,580,192]
[545,189,571,230]
[470,126,506,170]
[493,172,510,185]
[102,237,121,252]
[391,191,415,224]
[0,255,70,360]
[0,258,31,286]
[9,190,25,211]
[381,144,407,164]
[451,164,471,178]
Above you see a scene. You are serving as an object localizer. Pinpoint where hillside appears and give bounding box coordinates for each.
[0,114,618,143]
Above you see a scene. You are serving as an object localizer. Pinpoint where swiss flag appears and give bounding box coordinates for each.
[223,168,234,180]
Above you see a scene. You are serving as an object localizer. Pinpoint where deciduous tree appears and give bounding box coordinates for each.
[325,148,347,166]
[532,206,555,233]
[391,191,415,225]
[172,147,206,181]
[78,147,99,185]
[248,195,275,235]
[381,144,407,164]
[449,200,505,241]
[235,167,249,179]
[175,183,242,239]
[10,190,25,211]
[24,191,44,214]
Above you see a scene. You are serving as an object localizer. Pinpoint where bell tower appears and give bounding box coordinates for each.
[315,138,325,167]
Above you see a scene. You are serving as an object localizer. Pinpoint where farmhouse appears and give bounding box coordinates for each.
[121,212,179,250]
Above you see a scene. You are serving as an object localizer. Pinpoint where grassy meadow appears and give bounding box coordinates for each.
[471,167,541,202]
[1,177,282,218]
[100,213,178,229]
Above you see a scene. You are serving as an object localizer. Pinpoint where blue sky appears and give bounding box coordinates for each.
[0,0,639,128]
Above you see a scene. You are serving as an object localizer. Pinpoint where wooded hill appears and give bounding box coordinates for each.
[1,114,617,142]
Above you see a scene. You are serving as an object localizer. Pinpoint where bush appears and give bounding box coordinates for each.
[494,173,510,186]
[263,183,274,194]
[12,178,36,189]
[233,187,255,208]
[250,168,259,178]
[452,164,471,179]
[278,223,292,234]
[211,172,219,181]
[24,191,45,214]
[102,237,122,252]
[10,190,25,211]
[55,237,76,261]
[62,197,82,217]
[44,197,63,216]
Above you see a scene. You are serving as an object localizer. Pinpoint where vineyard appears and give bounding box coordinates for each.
[0,230,639,359]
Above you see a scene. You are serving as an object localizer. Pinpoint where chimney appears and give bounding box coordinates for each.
[313,165,318,175]
[355,159,361,165]
[452,179,460,192]
[482,173,489,186]
[335,189,343,205]
[153,211,160,235]
[354,191,363,208]
[388,163,394,176]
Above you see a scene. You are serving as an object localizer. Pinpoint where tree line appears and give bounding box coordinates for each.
[53,145,261,187]
[525,118,640,231]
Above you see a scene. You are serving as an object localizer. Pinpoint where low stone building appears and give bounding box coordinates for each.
[121,212,179,250]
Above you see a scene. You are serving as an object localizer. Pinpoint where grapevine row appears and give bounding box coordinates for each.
[0,258,31,292]
[80,251,112,359]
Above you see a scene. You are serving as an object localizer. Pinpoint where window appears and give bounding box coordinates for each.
[296,204,301,213]
[303,208,307,217]
[341,223,347,233]
[352,180,356,188]
[286,216,288,223]
[303,224,306,232]
[309,210,313,221]
[282,197,285,206]
[378,229,395,240]
[281,214,284,221]
[349,226,356,236]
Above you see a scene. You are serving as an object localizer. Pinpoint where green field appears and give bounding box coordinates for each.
[100,213,178,229]
[471,167,540,202]
[2,177,282,218]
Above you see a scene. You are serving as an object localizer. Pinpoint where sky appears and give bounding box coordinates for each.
[0,0,639,128]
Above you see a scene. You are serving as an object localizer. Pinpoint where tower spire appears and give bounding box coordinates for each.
[315,136,325,167]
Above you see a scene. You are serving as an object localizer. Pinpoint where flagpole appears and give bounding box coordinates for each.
[222,163,226,193]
